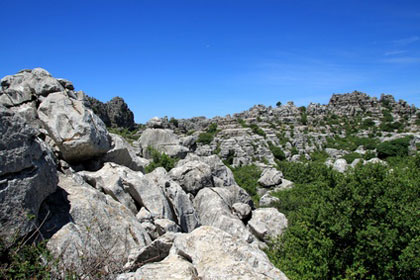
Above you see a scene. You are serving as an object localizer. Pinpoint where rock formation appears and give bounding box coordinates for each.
[1,67,419,279]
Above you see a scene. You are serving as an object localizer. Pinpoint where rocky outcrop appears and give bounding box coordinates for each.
[248,208,288,242]
[0,68,64,107]
[170,226,288,279]
[80,162,174,220]
[87,96,135,129]
[0,108,57,243]
[38,91,111,162]
[102,133,149,172]
[45,173,152,276]
[139,128,189,158]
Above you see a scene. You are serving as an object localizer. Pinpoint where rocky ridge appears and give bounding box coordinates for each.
[0,68,419,279]
[0,68,291,279]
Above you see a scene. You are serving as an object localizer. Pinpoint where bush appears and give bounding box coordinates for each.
[169,117,178,127]
[342,152,363,164]
[249,124,266,137]
[230,165,261,205]
[0,238,52,279]
[267,158,420,280]
[269,143,286,161]
[377,136,412,159]
[197,123,218,145]
[145,147,177,173]
[196,132,214,145]
[107,127,139,144]
[276,101,282,107]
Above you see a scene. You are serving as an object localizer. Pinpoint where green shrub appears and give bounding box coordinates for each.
[310,150,329,163]
[145,147,177,173]
[230,165,261,205]
[197,123,218,145]
[196,132,214,145]
[342,152,362,164]
[249,123,266,137]
[300,113,308,125]
[361,118,375,129]
[237,118,247,128]
[0,237,52,279]
[269,144,286,161]
[268,158,420,280]
[107,127,139,144]
[377,136,412,159]
[169,117,178,127]
[276,101,282,107]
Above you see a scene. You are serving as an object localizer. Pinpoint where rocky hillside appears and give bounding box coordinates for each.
[0,68,418,279]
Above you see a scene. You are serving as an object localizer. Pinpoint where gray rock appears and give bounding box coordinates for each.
[0,108,57,243]
[102,133,149,172]
[38,91,111,162]
[248,208,288,242]
[56,78,74,90]
[118,255,198,280]
[170,226,289,279]
[258,168,283,188]
[0,68,64,107]
[79,163,139,214]
[139,128,189,158]
[259,193,280,207]
[124,232,177,270]
[194,187,254,243]
[273,178,294,191]
[154,219,181,235]
[80,163,174,220]
[146,168,200,233]
[333,158,348,173]
[232,202,252,221]
[136,207,153,222]
[169,160,214,195]
[46,173,151,276]
[87,96,135,129]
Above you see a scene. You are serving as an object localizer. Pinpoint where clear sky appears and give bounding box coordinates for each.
[1,0,419,123]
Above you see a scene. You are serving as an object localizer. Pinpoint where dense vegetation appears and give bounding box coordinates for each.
[229,164,261,205]
[197,123,218,145]
[144,146,178,173]
[267,155,420,280]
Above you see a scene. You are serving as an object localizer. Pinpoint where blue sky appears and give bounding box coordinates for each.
[1,0,419,123]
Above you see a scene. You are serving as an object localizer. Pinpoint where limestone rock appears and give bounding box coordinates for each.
[258,168,283,188]
[0,108,57,243]
[146,168,200,233]
[38,91,111,162]
[139,128,189,158]
[232,202,252,221]
[333,158,348,173]
[118,255,198,280]
[248,208,288,242]
[169,160,214,195]
[194,187,254,243]
[80,163,174,220]
[102,133,149,172]
[46,173,151,276]
[171,226,288,279]
[0,68,64,107]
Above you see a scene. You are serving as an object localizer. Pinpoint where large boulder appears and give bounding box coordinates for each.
[258,168,283,188]
[38,91,111,162]
[0,108,57,243]
[0,68,64,107]
[194,187,254,243]
[80,163,174,220]
[170,226,289,279]
[102,133,149,172]
[118,255,198,280]
[169,160,214,195]
[248,208,288,242]
[46,173,151,277]
[146,168,200,233]
[139,128,189,158]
